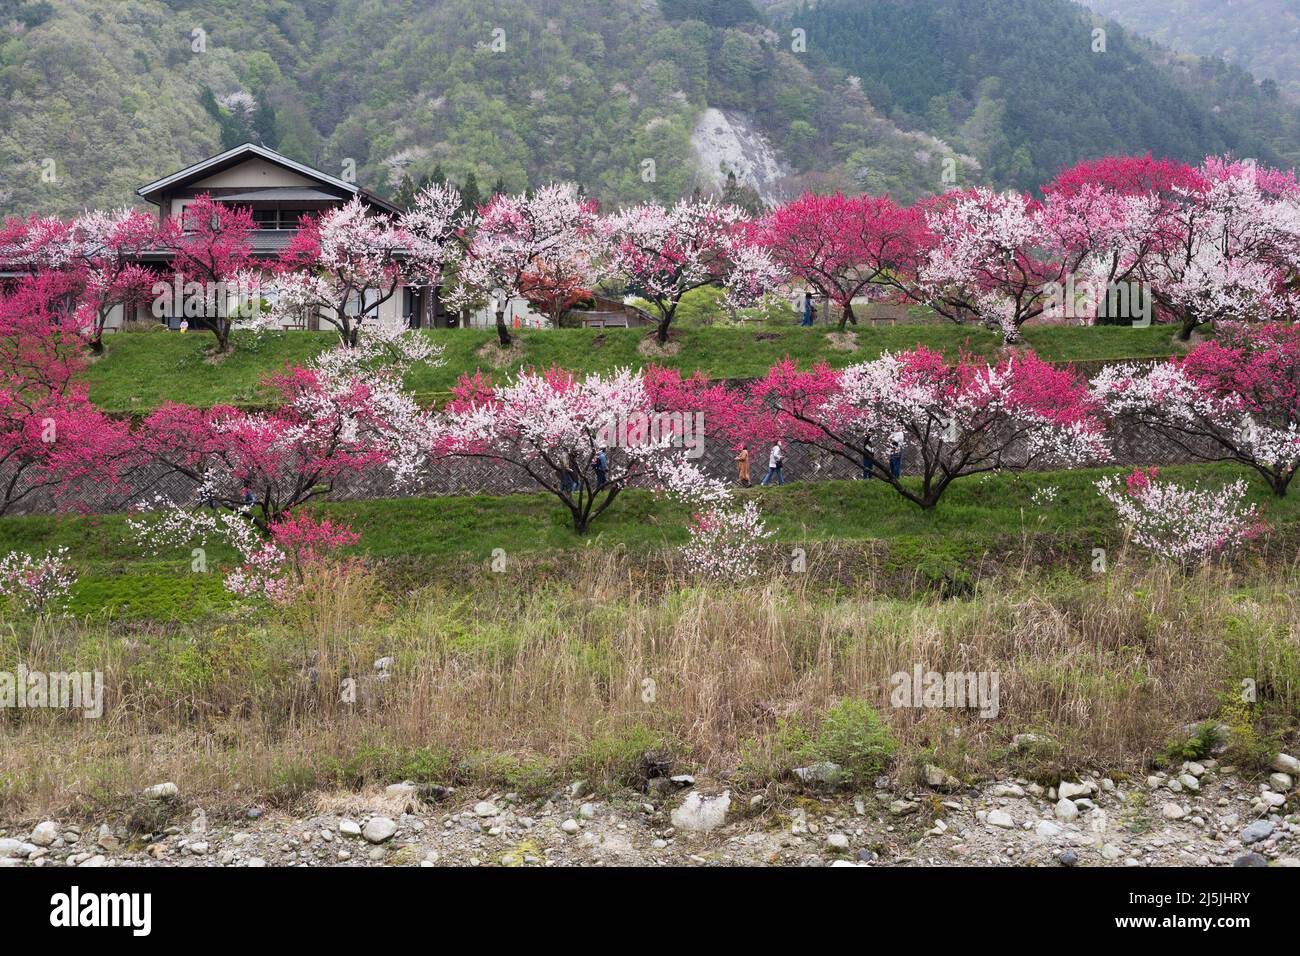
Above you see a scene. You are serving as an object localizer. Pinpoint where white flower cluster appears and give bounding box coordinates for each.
[655,456,771,580]
[0,546,77,613]
[1095,472,1266,563]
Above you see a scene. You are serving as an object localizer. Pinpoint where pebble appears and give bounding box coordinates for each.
[1161,803,1187,820]
[561,819,581,835]
[339,820,362,837]
[826,833,850,850]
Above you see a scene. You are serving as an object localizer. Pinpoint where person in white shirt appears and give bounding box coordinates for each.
[760,441,785,486]
[887,429,905,480]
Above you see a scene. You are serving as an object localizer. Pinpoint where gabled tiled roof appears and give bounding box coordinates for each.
[136,143,402,215]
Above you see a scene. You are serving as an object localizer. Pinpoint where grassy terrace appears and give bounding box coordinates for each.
[0,464,1289,620]
[80,322,1186,413]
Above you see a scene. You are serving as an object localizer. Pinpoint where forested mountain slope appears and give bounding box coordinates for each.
[1,0,1295,216]
[1079,0,1300,98]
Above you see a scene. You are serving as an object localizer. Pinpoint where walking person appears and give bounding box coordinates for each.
[734,446,751,486]
[760,441,785,486]
[592,447,608,490]
[567,454,582,494]
[887,429,905,480]
[800,291,817,327]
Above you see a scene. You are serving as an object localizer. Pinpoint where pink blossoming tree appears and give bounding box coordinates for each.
[749,349,1109,509]
[139,328,438,530]
[600,198,783,345]
[447,183,598,348]
[758,192,925,330]
[153,194,259,353]
[434,365,687,533]
[1091,322,1300,495]
[0,273,133,515]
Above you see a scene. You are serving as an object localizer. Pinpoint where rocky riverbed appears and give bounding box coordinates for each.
[3,753,1297,868]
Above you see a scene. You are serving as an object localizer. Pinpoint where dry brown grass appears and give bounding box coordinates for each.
[1,554,1296,821]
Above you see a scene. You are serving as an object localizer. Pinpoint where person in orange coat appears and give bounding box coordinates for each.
[735,446,751,486]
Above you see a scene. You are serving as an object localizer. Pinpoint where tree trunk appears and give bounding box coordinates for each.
[1178,315,1198,341]
[496,308,512,348]
[655,304,677,346]
[89,336,104,356]
[839,300,858,331]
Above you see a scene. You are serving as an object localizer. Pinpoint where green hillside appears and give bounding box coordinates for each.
[2,0,1297,217]
[80,322,1186,413]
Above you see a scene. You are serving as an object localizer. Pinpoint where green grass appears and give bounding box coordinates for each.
[3,463,1292,620]
[81,322,1186,413]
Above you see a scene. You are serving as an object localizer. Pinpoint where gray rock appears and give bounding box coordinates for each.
[1240,820,1274,845]
[143,782,178,799]
[1270,753,1299,774]
[362,817,398,844]
[924,764,960,791]
[1058,782,1092,800]
[1058,849,1079,866]
[1268,772,1293,792]
[472,800,499,818]
[826,833,850,850]
[1054,798,1079,822]
[338,819,361,837]
[987,810,1015,829]
[560,819,581,835]
[1161,803,1187,820]
[670,791,731,832]
[792,762,846,787]
[1233,853,1269,867]
[96,824,117,851]
[1035,820,1063,839]
[29,822,59,847]
[0,838,37,858]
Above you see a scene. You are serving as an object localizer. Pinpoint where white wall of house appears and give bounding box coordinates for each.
[462,295,548,330]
